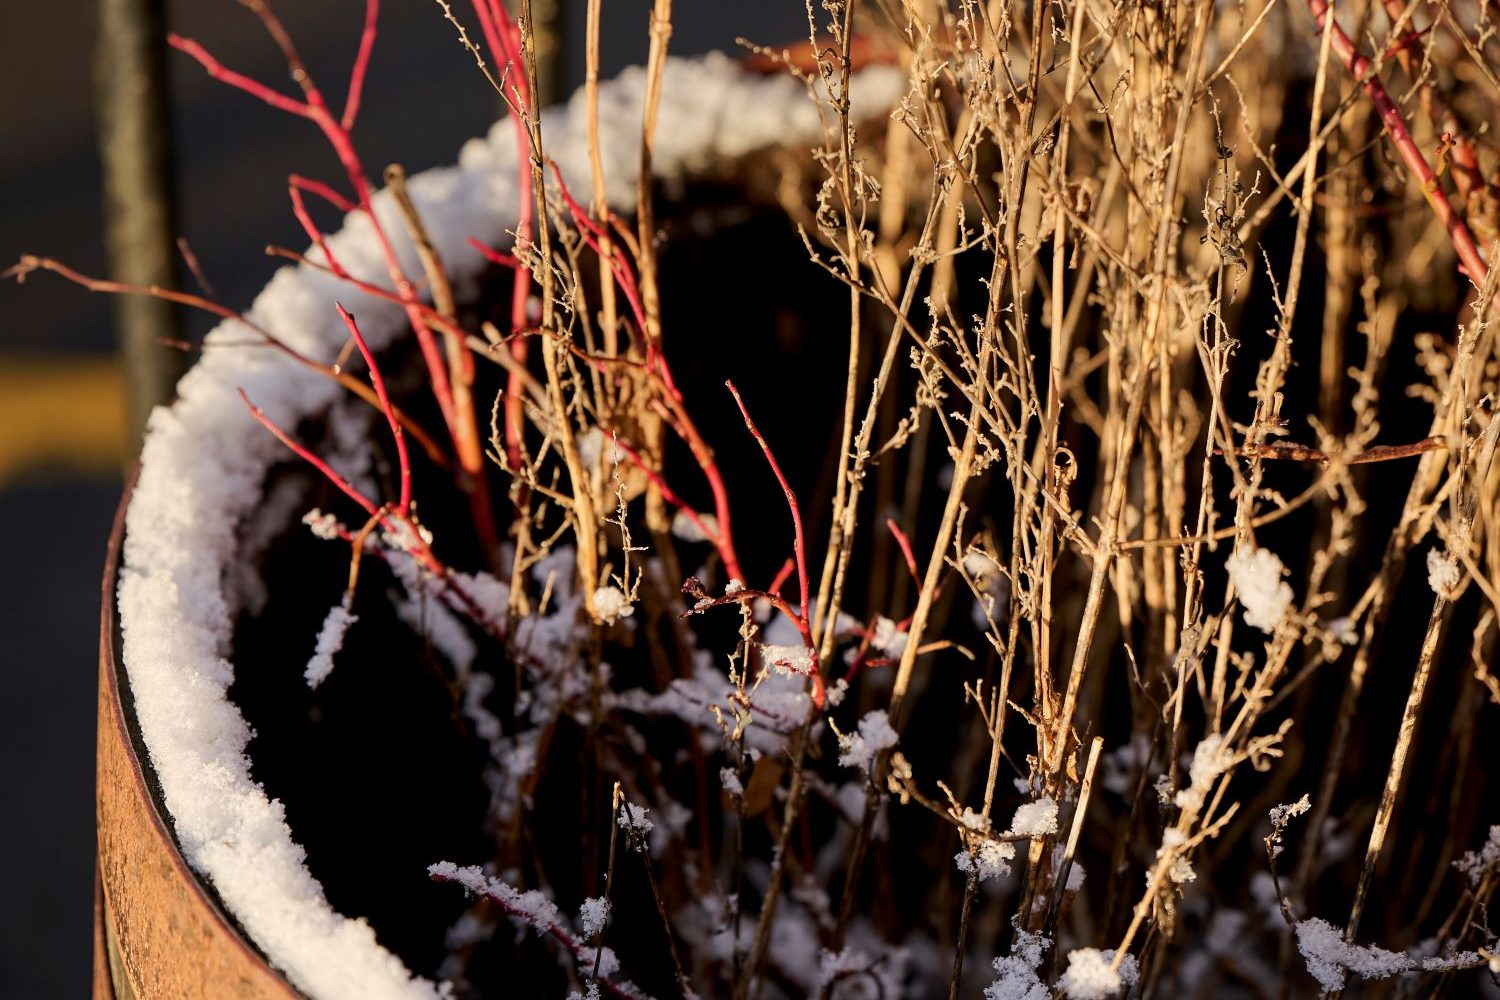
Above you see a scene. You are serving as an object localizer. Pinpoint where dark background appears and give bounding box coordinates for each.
[0,2,810,995]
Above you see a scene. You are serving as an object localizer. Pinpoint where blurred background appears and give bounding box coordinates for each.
[0,1,811,994]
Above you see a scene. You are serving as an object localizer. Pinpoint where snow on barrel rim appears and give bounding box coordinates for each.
[116,54,905,1000]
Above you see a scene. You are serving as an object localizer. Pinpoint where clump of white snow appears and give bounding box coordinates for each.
[618,802,655,838]
[1059,948,1139,1000]
[1426,546,1461,597]
[869,616,908,658]
[955,839,1017,882]
[1226,545,1294,632]
[591,585,634,626]
[1175,733,1233,813]
[1294,917,1415,992]
[303,507,341,540]
[1267,795,1312,858]
[836,710,899,772]
[1008,796,1059,838]
[761,641,816,677]
[1156,828,1196,884]
[578,897,610,939]
[1455,825,1500,885]
[304,596,358,689]
[983,927,1050,1000]
[1051,845,1086,892]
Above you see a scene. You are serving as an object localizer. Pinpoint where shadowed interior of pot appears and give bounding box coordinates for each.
[225,163,883,995]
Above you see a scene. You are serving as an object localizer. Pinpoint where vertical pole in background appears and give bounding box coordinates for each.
[95,0,181,459]
[530,0,564,106]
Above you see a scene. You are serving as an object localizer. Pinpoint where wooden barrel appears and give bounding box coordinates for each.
[94,484,301,999]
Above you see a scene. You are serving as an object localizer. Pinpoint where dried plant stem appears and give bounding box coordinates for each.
[1051,0,1215,776]
[1344,417,1500,944]
[385,162,500,564]
[584,0,620,375]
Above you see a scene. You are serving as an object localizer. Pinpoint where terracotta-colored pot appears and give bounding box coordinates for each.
[94,483,300,999]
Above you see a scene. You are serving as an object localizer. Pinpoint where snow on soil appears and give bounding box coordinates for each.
[118,53,905,1000]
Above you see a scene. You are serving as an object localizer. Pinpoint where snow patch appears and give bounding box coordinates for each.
[1426,546,1461,596]
[836,710,899,772]
[1226,545,1294,632]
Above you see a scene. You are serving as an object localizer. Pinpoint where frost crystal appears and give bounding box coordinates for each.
[1327,616,1358,645]
[983,928,1050,1000]
[1175,733,1233,813]
[1156,828,1195,884]
[955,838,1016,882]
[761,642,815,676]
[304,597,357,689]
[1226,545,1294,632]
[301,507,341,540]
[870,616,908,658]
[1059,948,1138,999]
[618,802,655,837]
[1008,796,1059,837]
[591,585,634,626]
[1051,846,1086,892]
[1426,547,1461,596]
[578,897,610,939]
[1267,795,1313,858]
[837,710,899,772]
[1454,825,1500,886]
[1295,917,1415,991]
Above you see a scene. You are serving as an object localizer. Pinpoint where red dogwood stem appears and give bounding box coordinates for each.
[1305,0,1489,286]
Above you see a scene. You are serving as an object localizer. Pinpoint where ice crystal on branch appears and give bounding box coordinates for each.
[1226,546,1294,633]
[836,710,899,772]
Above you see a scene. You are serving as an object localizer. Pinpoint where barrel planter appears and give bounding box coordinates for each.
[97,479,300,999]
[93,51,904,999]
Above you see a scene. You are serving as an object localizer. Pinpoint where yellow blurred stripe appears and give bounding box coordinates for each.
[0,354,127,484]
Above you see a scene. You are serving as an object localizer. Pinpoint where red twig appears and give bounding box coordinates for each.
[171,1,503,557]
[468,237,522,270]
[1377,0,1483,199]
[5,254,451,466]
[768,557,795,598]
[609,436,745,575]
[725,381,823,709]
[726,382,808,617]
[464,0,534,470]
[342,0,379,131]
[1306,0,1490,285]
[337,304,411,514]
[240,388,380,519]
[885,518,920,582]
[289,180,348,278]
[289,174,357,213]
[170,4,463,448]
